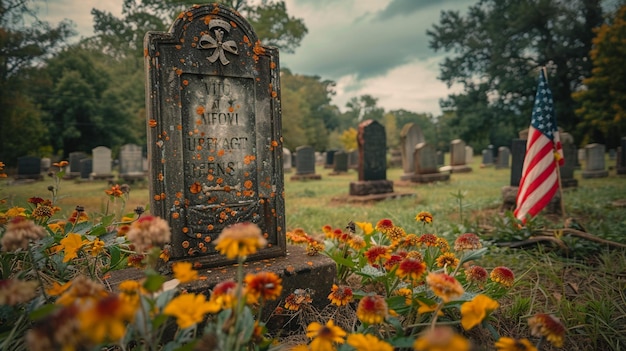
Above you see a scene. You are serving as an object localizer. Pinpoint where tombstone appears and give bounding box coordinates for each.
[400,123,425,177]
[389,148,402,168]
[16,156,42,180]
[79,158,93,180]
[324,149,337,169]
[145,3,286,266]
[560,132,578,187]
[348,150,359,170]
[291,145,321,180]
[329,151,348,175]
[437,151,444,166]
[482,149,494,167]
[582,143,609,178]
[440,139,472,173]
[609,149,616,160]
[578,148,585,166]
[40,158,51,173]
[495,147,510,169]
[91,146,113,180]
[618,137,626,174]
[349,120,396,197]
[283,148,292,173]
[465,145,473,165]
[68,152,88,178]
[509,139,527,187]
[119,144,144,182]
[404,142,450,183]
[315,152,325,165]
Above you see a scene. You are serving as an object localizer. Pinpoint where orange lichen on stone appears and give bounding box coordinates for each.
[182,227,189,234]
[243,36,250,45]
[158,173,164,181]
[196,106,205,115]
[190,182,202,194]
[144,48,149,57]
[153,194,161,201]
[253,41,265,55]
[149,119,157,128]
[182,240,190,248]
[172,213,180,219]
[176,69,183,76]
[175,45,182,50]
[177,125,182,131]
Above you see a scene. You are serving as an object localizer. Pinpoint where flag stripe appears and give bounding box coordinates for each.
[514,69,563,223]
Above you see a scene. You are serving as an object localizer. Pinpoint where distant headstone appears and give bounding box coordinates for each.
[91,146,113,180]
[119,144,144,181]
[404,142,450,183]
[330,151,348,175]
[348,150,359,170]
[482,149,494,166]
[68,152,88,178]
[79,158,93,180]
[145,3,285,266]
[560,132,578,187]
[389,148,402,168]
[465,145,473,165]
[510,139,527,186]
[291,145,321,180]
[349,119,395,196]
[609,149,616,160]
[618,137,626,174]
[283,148,292,173]
[315,152,324,165]
[440,139,472,173]
[495,147,510,169]
[400,123,425,176]
[325,149,337,169]
[40,158,51,173]
[16,156,42,180]
[582,143,608,178]
[437,151,444,166]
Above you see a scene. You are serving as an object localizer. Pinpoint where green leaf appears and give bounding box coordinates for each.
[29,304,59,321]
[143,274,166,292]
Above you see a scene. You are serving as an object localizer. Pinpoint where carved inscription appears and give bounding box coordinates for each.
[181,74,259,239]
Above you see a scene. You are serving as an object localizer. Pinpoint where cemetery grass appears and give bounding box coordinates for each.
[2,158,626,350]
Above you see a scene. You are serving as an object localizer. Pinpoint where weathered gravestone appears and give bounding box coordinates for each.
[119,144,145,182]
[465,145,474,165]
[482,149,494,167]
[410,142,450,183]
[618,137,626,175]
[40,158,51,173]
[399,123,425,180]
[330,150,349,175]
[560,132,578,187]
[348,149,359,170]
[145,4,286,266]
[582,143,608,178]
[283,148,292,173]
[91,146,113,180]
[291,145,322,180]
[349,120,412,201]
[495,147,510,169]
[79,158,93,180]
[325,149,337,169]
[16,156,42,180]
[440,139,472,173]
[68,152,88,179]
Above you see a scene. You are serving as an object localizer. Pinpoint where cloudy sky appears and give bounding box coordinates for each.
[35,0,472,116]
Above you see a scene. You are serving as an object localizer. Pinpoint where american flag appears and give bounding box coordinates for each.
[514,69,564,223]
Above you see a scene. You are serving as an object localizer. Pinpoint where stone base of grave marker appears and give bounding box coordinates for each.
[581,169,609,179]
[399,172,450,183]
[290,173,322,181]
[501,186,562,215]
[439,165,472,173]
[349,179,394,196]
[561,178,578,188]
[328,170,348,176]
[106,245,335,332]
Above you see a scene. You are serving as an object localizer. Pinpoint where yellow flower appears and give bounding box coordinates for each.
[413,326,470,351]
[59,233,86,262]
[306,319,346,351]
[346,333,393,351]
[461,294,499,330]
[415,211,433,224]
[55,276,108,306]
[118,280,144,307]
[527,313,565,348]
[244,271,283,302]
[354,221,374,235]
[89,238,105,257]
[163,293,214,329]
[417,300,443,316]
[207,280,238,312]
[78,294,136,344]
[46,281,72,296]
[47,222,66,234]
[490,266,515,288]
[328,284,353,306]
[5,206,26,218]
[435,252,459,269]
[356,295,388,325]
[213,222,267,259]
[426,272,464,303]
[172,261,198,283]
[396,258,427,282]
[495,337,538,351]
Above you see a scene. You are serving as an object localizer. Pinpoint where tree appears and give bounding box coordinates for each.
[573,4,626,147]
[0,0,75,165]
[428,0,604,147]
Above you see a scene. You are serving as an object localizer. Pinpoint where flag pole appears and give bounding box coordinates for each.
[542,66,566,219]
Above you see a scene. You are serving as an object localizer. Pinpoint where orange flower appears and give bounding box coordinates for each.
[207,280,238,312]
[59,233,86,262]
[327,284,353,306]
[306,319,346,350]
[356,295,388,325]
[244,271,283,302]
[385,225,406,242]
[172,261,198,283]
[374,218,394,233]
[364,245,390,266]
[461,294,499,330]
[396,258,427,281]
[527,313,566,348]
[346,333,393,351]
[213,222,267,259]
[284,288,313,311]
[495,337,538,351]
[490,266,515,288]
[105,184,124,198]
[465,265,488,287]
[454,233,482,251]
[417,233,438,247]
[435,252,459,269]
[413,326,470,351]
[426,272,464,303]
[415,211,433,224]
